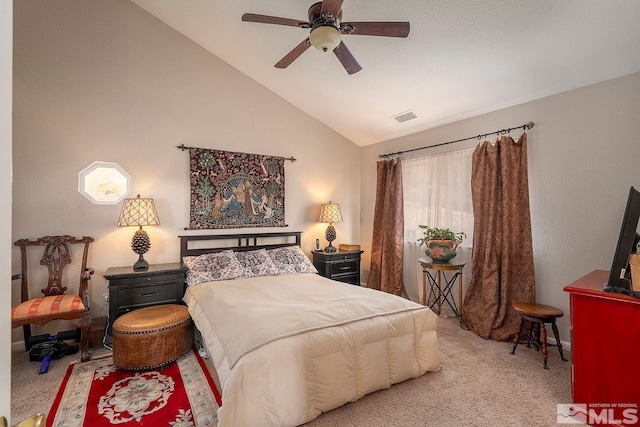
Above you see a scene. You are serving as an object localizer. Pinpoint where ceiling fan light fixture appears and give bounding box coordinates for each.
[309,25,341,52]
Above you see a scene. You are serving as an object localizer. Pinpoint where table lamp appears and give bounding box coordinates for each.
[319,201,343,253]
[118,194,160,271]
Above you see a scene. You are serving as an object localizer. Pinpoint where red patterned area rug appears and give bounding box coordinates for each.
[47,349,221,426]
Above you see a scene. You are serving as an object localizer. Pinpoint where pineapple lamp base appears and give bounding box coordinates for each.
[133,254,149,271]
[324,224,337,253]
[131,228,151,271]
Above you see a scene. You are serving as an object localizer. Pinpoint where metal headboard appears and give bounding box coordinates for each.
[179,231,302,260]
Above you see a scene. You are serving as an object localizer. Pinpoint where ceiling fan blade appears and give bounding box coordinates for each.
[333,41,362,75]
[275,38,311,69]
[341,22,410,38]
[242,13,309,28]
[320,0,344,19]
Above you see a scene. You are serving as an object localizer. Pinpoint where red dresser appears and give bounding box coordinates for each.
[564,270,640,410]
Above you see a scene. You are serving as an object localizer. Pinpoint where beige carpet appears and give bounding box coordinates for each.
[12,317,572,426]
[11,345,112,424]
[305,316,572,426]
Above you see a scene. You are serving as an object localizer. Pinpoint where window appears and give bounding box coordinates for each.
[402,147,474,304]
[78,161,131,205]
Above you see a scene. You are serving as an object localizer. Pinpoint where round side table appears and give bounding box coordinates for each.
[418,257,466,317]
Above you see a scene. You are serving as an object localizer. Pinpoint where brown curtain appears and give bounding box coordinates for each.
[462,134,535,341]
[369,158,404,295]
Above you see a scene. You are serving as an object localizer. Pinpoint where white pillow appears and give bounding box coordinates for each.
[235,249,280,278]
[182,249,243,284]
[267,245,318,275]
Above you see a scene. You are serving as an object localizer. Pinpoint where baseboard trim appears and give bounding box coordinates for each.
[545,336,572,353]
[11,340,24,353]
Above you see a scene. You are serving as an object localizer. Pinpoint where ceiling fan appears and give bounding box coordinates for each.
[242,0,410,75]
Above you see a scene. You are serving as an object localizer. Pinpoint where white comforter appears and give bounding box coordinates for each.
[184,273,441,427]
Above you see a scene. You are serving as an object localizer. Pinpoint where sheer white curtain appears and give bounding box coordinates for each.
[402,147,475,307]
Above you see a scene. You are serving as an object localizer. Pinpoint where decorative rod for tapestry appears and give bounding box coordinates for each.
[177,144,297,162]
[378,121,535,159]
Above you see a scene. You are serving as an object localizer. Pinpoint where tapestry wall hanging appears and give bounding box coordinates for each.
[188,147,289,229]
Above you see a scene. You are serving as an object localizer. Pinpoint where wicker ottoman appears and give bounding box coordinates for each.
[112,304,193,370]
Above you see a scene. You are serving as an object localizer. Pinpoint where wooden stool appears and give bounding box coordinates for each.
[112,304,193,370]
[510,302,568,369]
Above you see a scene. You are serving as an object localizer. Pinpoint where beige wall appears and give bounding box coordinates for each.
[11,1,361,343]
[361,71,640,343]
[1,0,12,421]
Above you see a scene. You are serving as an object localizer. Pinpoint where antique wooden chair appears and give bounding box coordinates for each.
[11,235,94,362]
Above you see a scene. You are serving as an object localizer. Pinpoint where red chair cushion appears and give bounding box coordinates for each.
[11,295,86,320]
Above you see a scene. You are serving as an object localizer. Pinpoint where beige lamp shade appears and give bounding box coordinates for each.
[117,195,160,227]
[318,202,343,224]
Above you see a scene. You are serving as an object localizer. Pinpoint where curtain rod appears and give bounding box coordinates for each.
[177,144,296,162]
[378,121,535,159]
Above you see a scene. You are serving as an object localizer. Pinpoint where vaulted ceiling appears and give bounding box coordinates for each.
[131,0,640,146]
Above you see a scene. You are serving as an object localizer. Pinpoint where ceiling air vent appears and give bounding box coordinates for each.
[392,110,418,124]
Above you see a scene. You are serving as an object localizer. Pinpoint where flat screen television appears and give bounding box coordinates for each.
[604,186,640,297]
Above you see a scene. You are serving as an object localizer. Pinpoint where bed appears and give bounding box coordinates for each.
[179,232,441,427]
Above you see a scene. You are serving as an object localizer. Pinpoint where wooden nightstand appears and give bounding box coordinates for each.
[103,262,187,335]
[312,250,364,285]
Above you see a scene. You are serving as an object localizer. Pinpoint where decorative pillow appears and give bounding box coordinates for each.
[182,250,243,283]
[267,245,318,275]
[234,249,280,278]
[186,270,222,287]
